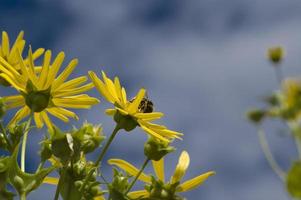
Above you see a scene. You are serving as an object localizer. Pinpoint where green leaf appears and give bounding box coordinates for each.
[7,144,56,196]
[287,161,301,198]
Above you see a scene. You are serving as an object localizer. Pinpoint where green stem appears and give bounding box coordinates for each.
[79,125,121,193]
[257,127,285,181]
[21,116,32,172]
[125,158,150,195]
[54,169,66,200]
[287,121,301,160]
[274,66,283,86]
[20,193,26,200]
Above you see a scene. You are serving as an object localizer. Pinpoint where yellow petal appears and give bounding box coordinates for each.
[177,171,215,192]
[40,111,53,131]
[53,58,78,89]
[105,109,117,116]
[88,71,115,104]
[34,113,44,128]
[139,122,169,143]
[128,88,145,114]
[45,51,65,88]
[134,112,164,120]
[171,151,190,184]
[2,31,10,57]
[128,190,150,199]
[38,50,51,89]
[8,106,30,126]
[46,108,70,123]
[108,159,152,184]
[53,83,95,97]
[152,158,165,182]
[56,76,88,91]
[43,177,59,185]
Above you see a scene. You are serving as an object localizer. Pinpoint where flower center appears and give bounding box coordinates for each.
[25,91,51,112]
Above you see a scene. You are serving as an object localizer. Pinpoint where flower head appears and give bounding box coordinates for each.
[108,151,215,199]
[88,71,182,143]
[0,48,99,129]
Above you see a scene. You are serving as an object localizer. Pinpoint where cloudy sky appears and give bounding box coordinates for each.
[1,0,301,199]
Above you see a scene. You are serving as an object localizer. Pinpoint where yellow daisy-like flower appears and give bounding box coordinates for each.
[88,71,183,143]
[108,151,215,199]
[0,31,44,71]
[0,48,99,129]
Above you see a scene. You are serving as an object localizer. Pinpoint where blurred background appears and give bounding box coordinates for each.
[1,0,301,199]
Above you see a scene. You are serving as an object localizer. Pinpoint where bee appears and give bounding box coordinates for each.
[130,95,154,113]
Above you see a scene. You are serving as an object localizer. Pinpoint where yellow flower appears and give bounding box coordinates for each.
[0,31,44,71]
[108,151,215,199]
[0,48,99,129]
[88,71,182,143]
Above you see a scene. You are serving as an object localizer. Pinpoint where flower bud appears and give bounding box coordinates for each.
[246,109,266,124]
[267,46,284,64]
[0,133,7,149]
[144,138,175,161]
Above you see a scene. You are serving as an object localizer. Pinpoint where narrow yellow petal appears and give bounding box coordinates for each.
[40,111,53,131]
[171,151,190,184]
[105,109,117,116]
[128,190,150,199]
[0,73,23,91]
[52,96,99,109]
[53,58,78,89]
[108,159,152,184]
[152,158,165,182]
[2,31,10,57]
[3,95,25,109]
[56,76,88,91]
[32,48,45,61]
[8,106,30,126]
[177,171,215,192]
[88,71,115,104]
[45,51,65,88]
[128,89,145,114]
[38,50,51,89]
[135,112,164,120]
[43,177,59,185]
[139,122,169,143]
[34,113,44,129]
[53,83,94,97]
[46,108,70,123]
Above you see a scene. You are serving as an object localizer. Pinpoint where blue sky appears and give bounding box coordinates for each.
[1,0,301,199]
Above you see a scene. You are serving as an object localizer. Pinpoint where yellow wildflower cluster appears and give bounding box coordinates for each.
[0,31,214,200]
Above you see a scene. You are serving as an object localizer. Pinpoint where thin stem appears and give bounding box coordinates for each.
[79,125,121,193]
[54,169,66,200]
[257,127,286,181]
[286,121,301,160]
[35,161,45,173]
[125,158,150,195]
[21,116,32,172]
[20,193,26,200]
[274,66,283,86]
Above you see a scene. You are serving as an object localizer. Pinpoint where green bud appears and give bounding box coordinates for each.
[13,176,24,192]
[40,140,52,162]
[246,109,266,124]
[287,161,301,198]
[267,46,284,64]
[0,133,7,149]
[51,132,74,164]
[113,111,138,132]
[73,122,105,154]
[144,138,175,161]
[0,98,6,118]
[74,180,83,189]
